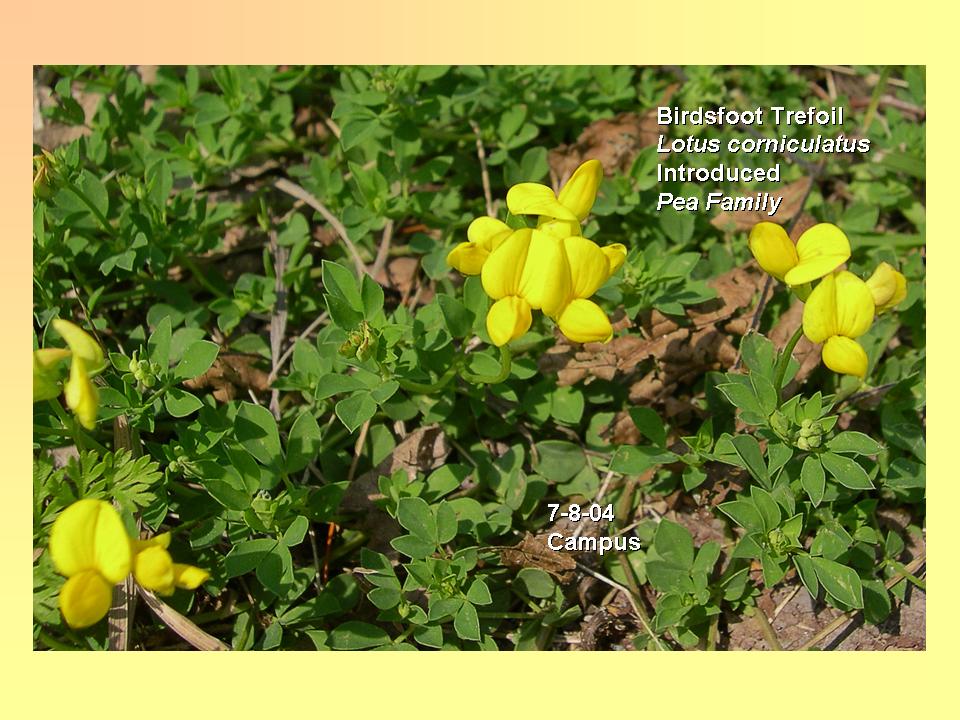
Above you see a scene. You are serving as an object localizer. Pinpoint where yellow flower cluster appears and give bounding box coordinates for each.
[447,160,627,346]
[34,319,102,429]
[49,499,209,628]
[749,221,908,378]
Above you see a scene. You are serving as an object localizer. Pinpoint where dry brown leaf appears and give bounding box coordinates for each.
[498,533,577,584]
[184,353,270,403]
[549,85,678,182]
[540,263,763,389]
[374,256,420,298]
[710,176,813,232]
[340,424,449,513]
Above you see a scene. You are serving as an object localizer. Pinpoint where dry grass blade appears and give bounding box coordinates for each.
[137,586,230,651]
[274,177,367,277]
[108,414,137,651]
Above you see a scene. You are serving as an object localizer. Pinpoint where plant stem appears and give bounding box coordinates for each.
[774,325,805,407]
[750,606,783,650]
[459,345,512,385]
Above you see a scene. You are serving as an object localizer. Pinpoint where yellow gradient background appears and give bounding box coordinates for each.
[3,1,953,716]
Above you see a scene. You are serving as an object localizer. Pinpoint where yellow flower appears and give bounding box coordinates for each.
[507,159,603,239]
[481,228,572,346]
[35,319,104,429]
[865,262,908,313]
[749,222,851,286]
[49,499,132,629]
[802,271,876,378]
[33,348,70,402]
[64,355,99,430]
[52,318,104,368]
[553,236,627,343]
[446,217,513,275]
[49,499,209,629]
[132,534,210,596]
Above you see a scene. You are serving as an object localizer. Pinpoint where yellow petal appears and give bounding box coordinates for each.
[173,563,210,590]
[866,262,907,313]
[52,319,103,367]
[59,569,113,629]
[33,349,69,402]
[485,296,532,346]
[748,222,798,281]
[34,347,72,369]
[563,236,612,300]
[802,273,839,344]
[822,336,868,378]
[601,243,627,276]
[133,545,176,595]
[131,532,172,554]
[467,217,512,251]
[785,223,850,286]
[556,159,603,221]
[64,355,99,430]
[557,298,614,344]
[447,242,489,275]
[518,230,572,316]
[506,183,577,221]
[834,271,875,339]
[482,229,531,300]
[536,217,582,239]
[50,499,131,584]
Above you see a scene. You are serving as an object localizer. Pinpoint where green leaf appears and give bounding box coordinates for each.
[800,456,826,506]
[224,538,278,577]
[465,578,492,605]
[533,441,586,483]
[731,434,770,489]
[628,406,667,447]
[235,401,283,469]
[792,554,819,598]
[390,534,436,559]
[516,568,554,598]
[164,388,203,417]
[360,274,385,319]
[718,500,764,533]
[435,501,457,544]
[330,621,391,649]
[340,117,381,151]
[397,497,437,545]
[820,452,874,490]
[862,579,893,625]
[80,171,109,219]
[285,410,323,474]
[367,587,401,610]
[826,431,882,456]
[453,601,481,642]
[740,333,776,382]
[282,515,309,547]
[321,260,362,310]
[173,340,219,380]
[335,391,377,432]
[653,519,694,570]
[659,206,695,244]
[196,460,256,510]
[148,315,172,371]
[750,486,781,533]
[437,294,473,338]
[811,556,864,608]
[414,624,444,649]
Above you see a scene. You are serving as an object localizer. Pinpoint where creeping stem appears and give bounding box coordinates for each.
[773,325,805,407]
[458,345,512,385]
